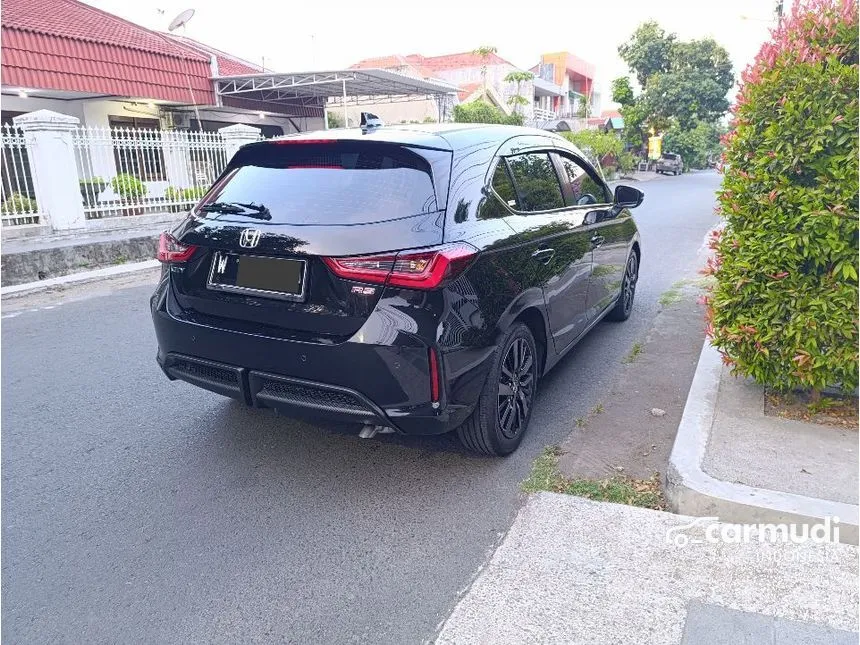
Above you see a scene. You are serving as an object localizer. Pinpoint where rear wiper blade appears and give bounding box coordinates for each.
[199,201,271,220]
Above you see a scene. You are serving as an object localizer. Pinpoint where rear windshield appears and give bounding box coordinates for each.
[199,142,439,225]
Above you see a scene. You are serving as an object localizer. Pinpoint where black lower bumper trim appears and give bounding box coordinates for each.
[163,354,245,401]
[248,371,388,426]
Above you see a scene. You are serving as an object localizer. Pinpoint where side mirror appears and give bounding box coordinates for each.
[614,185,644,209]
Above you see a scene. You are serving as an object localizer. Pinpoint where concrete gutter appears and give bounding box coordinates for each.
[666,341,859,545]
[1,260,159,299]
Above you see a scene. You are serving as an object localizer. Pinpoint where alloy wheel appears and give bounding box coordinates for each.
[497,337,536,439]
[623,254,639,314]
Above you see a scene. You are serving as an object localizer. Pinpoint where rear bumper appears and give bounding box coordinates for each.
[152,289,479,435]
[160,353,396,427]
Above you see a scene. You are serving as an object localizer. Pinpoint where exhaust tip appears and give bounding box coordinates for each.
[358,425,395,439]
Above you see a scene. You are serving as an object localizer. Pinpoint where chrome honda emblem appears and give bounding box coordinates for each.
[239,228,262,249]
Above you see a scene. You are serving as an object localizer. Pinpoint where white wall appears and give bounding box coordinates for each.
[435,64,535,118]
[2,95,86,120]
[327,99,439,126]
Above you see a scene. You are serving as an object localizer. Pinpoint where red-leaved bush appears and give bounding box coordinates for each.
[706,0,859,393]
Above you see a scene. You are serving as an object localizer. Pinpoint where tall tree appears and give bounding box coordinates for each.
[504,70,534,116]
[615,22,734,160]
[617,21,675,88]
[611,77,635,106]
[473,45,498,90]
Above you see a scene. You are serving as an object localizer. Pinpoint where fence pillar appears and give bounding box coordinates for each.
[14,110,86,231]
[219,123,261,162]
[162,131,193,189]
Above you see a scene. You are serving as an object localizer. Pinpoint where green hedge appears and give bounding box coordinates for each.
[706,0,859,394]
[453,101,523,126]
[110,174,147,200]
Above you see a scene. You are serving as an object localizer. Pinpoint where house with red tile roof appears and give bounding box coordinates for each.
[0,0,337,139]
[349,49,565,124]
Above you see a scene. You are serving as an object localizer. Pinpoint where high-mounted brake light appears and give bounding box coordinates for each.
[273,139,337,145]
[322,243,478,290]
[157,232,197,263]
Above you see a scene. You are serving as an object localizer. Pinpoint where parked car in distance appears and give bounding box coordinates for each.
[656,152,683,175]
[151,122,644,456]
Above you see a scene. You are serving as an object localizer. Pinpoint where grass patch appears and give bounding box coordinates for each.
[659,276,717,307]
[659,287,684,306]
[521,447,665,510]
[575,417,587,428]
[521,446,564,493]
[590,403,604,415]
[622,342,643,364]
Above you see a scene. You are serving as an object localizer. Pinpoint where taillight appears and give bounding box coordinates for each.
[322,243,478,290]
[157,232,197,263]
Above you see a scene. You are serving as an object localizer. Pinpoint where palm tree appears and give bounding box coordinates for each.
[472,45,498,91]
[504,70,534,116]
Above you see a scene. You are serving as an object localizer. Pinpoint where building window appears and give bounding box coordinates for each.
[108,116,166,181]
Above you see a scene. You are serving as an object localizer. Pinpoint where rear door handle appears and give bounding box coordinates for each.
[531,248,555,264]
[590,235,605,249]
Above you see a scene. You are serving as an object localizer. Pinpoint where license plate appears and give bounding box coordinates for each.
[207,251,307,301]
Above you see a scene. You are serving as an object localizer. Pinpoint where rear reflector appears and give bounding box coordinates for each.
[157,232,197,263]
[428,347,441,404]
[322,243,478,290]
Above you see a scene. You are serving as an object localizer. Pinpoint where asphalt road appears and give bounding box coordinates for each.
[2,170,721,644]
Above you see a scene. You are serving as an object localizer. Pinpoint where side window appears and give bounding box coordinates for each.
[479,161,519,220]
[557,154,611,206]
[492,162,518,209]
[506,152,565,212]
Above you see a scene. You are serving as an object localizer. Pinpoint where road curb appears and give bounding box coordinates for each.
[665,340,859,545]
[1,259,160,299]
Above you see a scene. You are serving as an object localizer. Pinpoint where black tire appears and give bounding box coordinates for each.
[607,250,639,322]
[457,323,539,456]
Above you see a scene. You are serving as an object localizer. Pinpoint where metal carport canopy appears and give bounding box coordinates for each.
[214,68,459,106]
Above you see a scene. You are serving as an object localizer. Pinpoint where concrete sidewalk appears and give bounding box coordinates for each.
[435,493,858,644]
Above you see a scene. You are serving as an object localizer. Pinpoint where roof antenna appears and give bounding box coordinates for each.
[167,8,202,129]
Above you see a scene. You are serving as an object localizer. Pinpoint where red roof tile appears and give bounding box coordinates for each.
[421,51,512,71]
[457,82,483,101]
[350,54,410,70]
[1,0,215,103]
[164,33,263,76]
[350,51,513,78]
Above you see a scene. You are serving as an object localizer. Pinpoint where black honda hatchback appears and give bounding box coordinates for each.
[151,123,643,455]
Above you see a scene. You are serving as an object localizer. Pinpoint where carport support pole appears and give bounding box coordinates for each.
[342,79,348,128]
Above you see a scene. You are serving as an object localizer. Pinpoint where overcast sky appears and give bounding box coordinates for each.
[83,0,788,108]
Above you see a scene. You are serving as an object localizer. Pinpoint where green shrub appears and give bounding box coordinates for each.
[453,101,523,126]
[1,193,37,214]
[663,120,723,170]
[110,174,147,200]
[79,177,107,208]
[164,186,182,202]
[326,112,344,129]
[182,186,208,200]
[706,0,859,394]
[560,130,623,167]
[617,150,637,174]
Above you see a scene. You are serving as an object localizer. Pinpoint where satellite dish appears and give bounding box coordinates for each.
[168,8,195,32]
